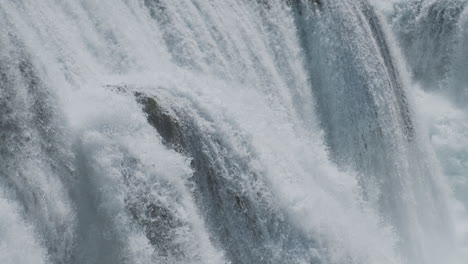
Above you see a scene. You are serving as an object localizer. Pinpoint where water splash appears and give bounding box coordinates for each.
[0,0,465,263]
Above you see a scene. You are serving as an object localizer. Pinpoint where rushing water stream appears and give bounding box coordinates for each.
[0,0,467,263]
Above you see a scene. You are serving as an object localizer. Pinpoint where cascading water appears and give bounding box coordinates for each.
[0,0,466,264]
[386,0,468,259]
[294,1,457,262]
[390,0,468,101]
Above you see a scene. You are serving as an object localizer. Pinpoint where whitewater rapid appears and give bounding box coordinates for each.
[0,0,467,264]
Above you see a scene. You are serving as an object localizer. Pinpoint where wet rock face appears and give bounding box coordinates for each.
[102,86,186,149]
[135,93,186,151]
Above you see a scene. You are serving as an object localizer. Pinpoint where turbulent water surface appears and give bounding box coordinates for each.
[0,0,467,263]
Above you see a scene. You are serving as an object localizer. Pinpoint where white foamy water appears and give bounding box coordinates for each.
[0,0,467,263]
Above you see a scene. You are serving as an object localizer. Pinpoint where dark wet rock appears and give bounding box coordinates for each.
[103,84,130,93]
[135,93,186,151]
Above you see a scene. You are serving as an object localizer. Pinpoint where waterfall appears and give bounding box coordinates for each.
[0,0,466,263]
[388,1,468,260]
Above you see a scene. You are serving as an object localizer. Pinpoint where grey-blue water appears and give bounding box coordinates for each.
[0,0,467,263]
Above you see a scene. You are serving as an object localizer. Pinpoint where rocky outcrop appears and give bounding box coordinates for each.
[135,92,186,151]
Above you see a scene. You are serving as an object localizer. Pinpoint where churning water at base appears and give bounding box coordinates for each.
[0,0,467,263]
